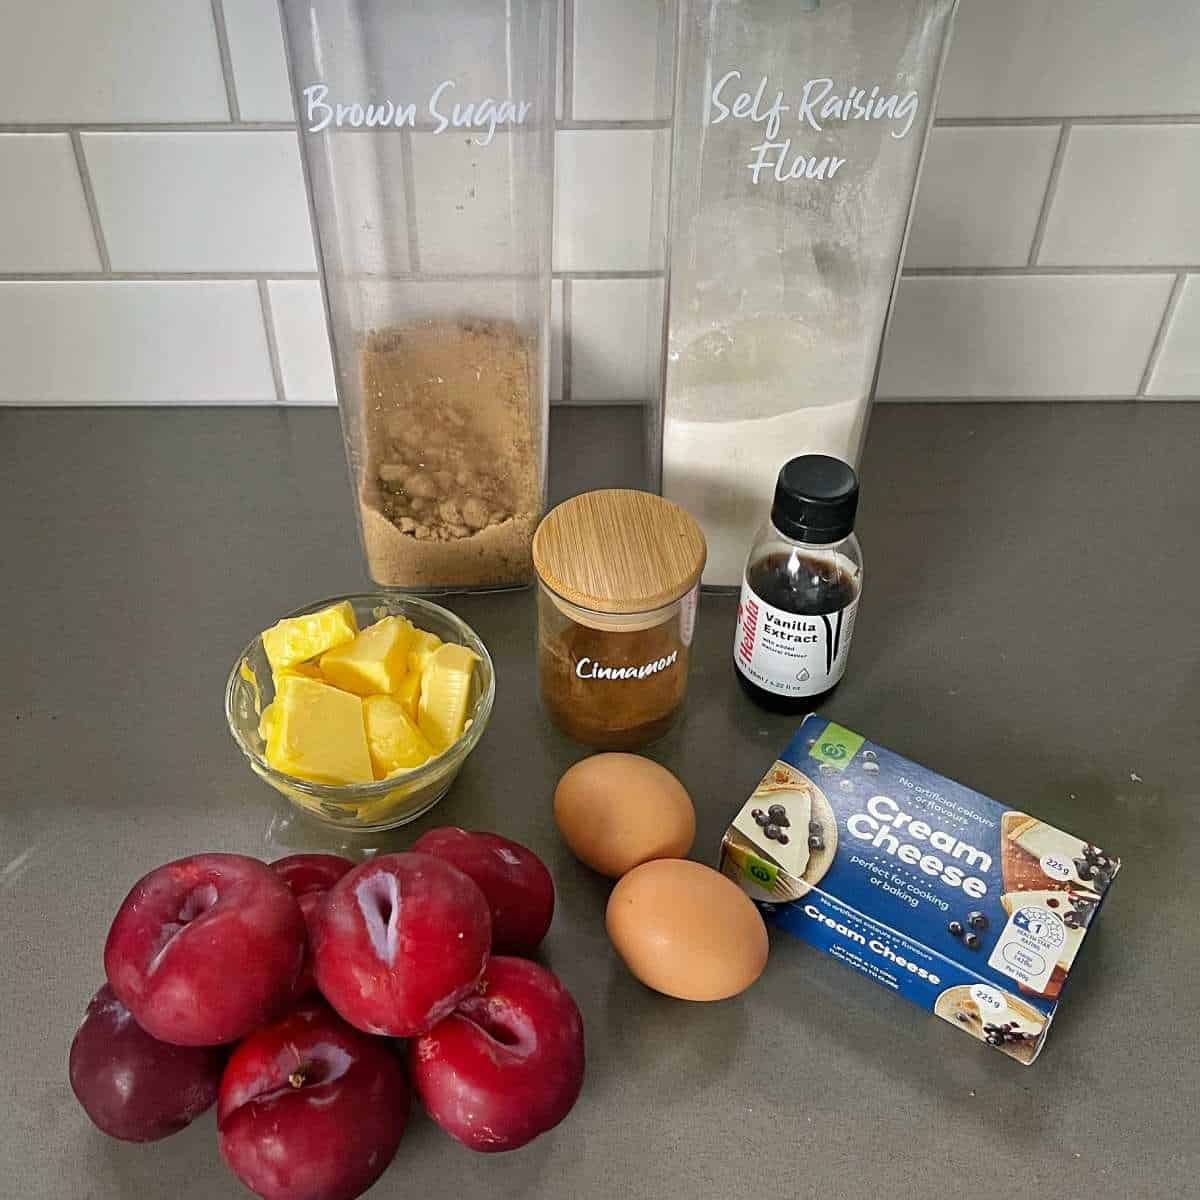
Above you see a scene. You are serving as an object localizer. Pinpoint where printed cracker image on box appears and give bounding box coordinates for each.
[718,716,1121,1064]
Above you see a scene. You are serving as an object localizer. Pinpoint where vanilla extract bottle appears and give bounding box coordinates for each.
[733,456,863,712]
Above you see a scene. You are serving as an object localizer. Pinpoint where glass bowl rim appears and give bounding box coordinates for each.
[224,591,496,802]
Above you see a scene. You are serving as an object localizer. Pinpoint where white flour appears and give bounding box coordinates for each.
[661,315,870,586]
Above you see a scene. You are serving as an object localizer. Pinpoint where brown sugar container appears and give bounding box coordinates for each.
[532,490,707,749]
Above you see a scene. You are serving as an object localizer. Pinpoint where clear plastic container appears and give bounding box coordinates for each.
[655,0,958,587]
[279,0,557,591]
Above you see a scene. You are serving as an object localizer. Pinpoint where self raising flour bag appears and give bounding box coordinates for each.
[719,716,1120,1063]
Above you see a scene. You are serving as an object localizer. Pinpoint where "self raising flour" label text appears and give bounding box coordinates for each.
[708,70,921,184]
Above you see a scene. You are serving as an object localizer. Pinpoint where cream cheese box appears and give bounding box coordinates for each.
[719,716,1121,1064]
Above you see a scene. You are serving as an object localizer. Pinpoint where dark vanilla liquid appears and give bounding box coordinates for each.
[736,551,860,713]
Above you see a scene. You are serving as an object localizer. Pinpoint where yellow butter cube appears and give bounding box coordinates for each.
[262,601,358,673]
[363,694,436,777]
[418,643,480,751]
[393,668,422,721]
[319,616,416,697]
[274,661,323,687]
[266,675,373,785]
[407,628,444,676]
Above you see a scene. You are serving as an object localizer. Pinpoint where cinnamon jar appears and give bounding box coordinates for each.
[532,490,707,749]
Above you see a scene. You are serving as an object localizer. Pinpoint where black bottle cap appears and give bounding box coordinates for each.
[770,455,859,544]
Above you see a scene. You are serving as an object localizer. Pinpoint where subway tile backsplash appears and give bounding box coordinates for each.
[554,129,667,273]
[0,1,230,124]
[1038,126,1200,268]
[570,278,665,404]
[266,280,336,404]
[221,0,295,123]
[1147,278,1200,398]
[0,135,100,272]
[903,127,1060,269]
[0,282,274,404]
[876,275,1176,400]
[936,0,1200,119]
[0,0,1196,406]
[570,0,675,122]
[82,132,315,273]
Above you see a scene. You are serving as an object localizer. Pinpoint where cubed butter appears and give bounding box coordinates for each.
[262,601,358,673]
[407,628,444,675]
[319,616,416,696]
[418,643,480,751]
[363,694,436,777]
[393,669,422,721]
[275,661,323,684]
[266,675,373,785]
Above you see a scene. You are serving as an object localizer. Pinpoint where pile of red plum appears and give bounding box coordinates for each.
[69,829,582,1200]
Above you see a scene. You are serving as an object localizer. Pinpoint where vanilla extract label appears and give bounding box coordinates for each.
[735,585,858,698]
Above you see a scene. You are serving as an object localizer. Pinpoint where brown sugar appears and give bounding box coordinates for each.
[357,320,542,590]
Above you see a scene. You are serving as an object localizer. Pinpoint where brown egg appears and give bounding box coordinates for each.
[606,859,769,1001]
[554,753,695,878]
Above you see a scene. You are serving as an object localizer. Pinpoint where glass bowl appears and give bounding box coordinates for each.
[226,593,495,832]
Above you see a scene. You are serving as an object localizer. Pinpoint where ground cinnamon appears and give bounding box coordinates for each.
[538,601,691,749]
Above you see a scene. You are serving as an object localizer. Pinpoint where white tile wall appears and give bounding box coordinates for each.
[555,130,665,272]
[82,132,315,272]
[1039,127,1200,267]
[877,275,1174,399]
[267,280,336,403]
[1147,277,1200,397]
[938,0,1200,118]
[0,282,274,404]
[571,1,674,121]
[570,278,665,402]
[0,1,230,123]
[0,0,1197,406]
[221,0,295,123]
[0,136,101,272]
[904,127,1060,268]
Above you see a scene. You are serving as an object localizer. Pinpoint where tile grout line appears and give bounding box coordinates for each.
[903,265,1200,277]
[561,277,573,405]
[399,129,422,274]
[256,279,287,404]
[556,119,672,131]
[875,394,1164,404]
[562,0,575,123]
[68,132,112,273]
[210,0,242,123]
[0,123,295,133]
[1027,123,1071,266]
[1137,272,1188,397]
[0,271,321,281]
[1,114,1200,136]
[935,113,1200,127]
[556,269,665,281]
[6,266,1199,283]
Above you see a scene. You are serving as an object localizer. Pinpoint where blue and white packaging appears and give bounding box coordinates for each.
[719,715,1121,1063]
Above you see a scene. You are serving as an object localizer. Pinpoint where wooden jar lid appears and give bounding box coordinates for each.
[533,489,707,615]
